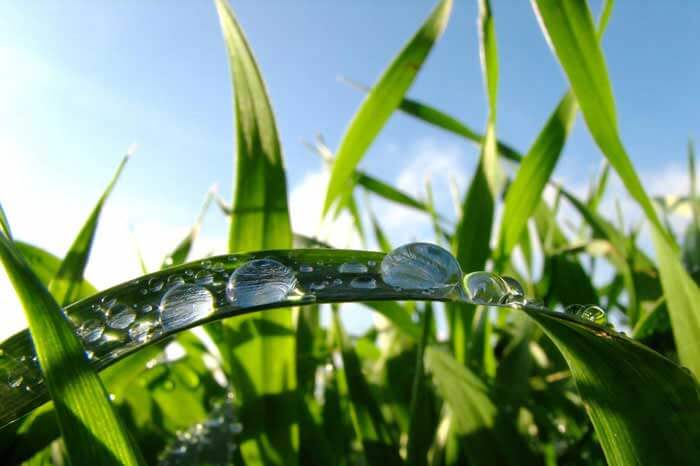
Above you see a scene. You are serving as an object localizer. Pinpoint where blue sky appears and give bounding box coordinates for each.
[0,1,698,336]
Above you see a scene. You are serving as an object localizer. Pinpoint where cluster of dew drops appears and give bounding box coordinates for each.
[1,242,608,395]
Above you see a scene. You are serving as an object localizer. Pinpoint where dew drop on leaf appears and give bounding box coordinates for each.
[226,259,296,307]
[381,242,462,297]
[159,284,215,332]
[463,272,509,305]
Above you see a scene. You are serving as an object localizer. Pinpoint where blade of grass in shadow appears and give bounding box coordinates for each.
[332,309,403,466]
[48,152,131,306]
[524,308,700,466]
[0,234,144,465]
[323,0,453,214]
[531,0,700,376]
[162,186,215,269]
[215,1,297,463]
[406,305,434,466]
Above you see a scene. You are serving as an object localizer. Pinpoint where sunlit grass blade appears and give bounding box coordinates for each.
[48,153,130,306]
[332,310,403,465]
[524,308,700,466]
[0,202,11,239]
[424,346,541,466]
[161,186,215,269]
[0,234,144,465]
[215,0,297,463]
[323,0,453,214]
[532,0,700,376]
[587,161,610,211]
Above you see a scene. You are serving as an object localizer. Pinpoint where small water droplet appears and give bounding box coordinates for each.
[148,278,164,292]
[8,375,23,389]
[107,309,136,330]
[211,262,225,273]
[201,260,212,269]
[564,304,607,324]
[226,259,296,307]
[350,276,377,289]
[299,264,314,273]
[332,278,343,286]
[142,304,154,313]
[184,269,194,277]
[309,281,327,291]
[85,350,95,360]
[167,275,186,286]
[381,243,462,297]
[160,284,215,332]
[367,260,377,267]
[195,270,214,285]
[77,319,105,343]
[463,272,509,305]
[339,262,368,274]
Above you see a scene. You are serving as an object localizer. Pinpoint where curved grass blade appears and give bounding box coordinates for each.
[0,234,144,465]
[524,308,700,466]
[531,0,700,377]
[323,0,453,214]
[332,310,403,466]
[214,1,297,463]
[49,153,130,306]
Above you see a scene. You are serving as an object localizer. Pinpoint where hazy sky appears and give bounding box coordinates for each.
[1,1,698,337]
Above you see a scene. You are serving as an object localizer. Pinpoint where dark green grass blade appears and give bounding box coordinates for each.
[524,308,700,466]
[49,154,129,306]
[332,310,403,466]
[425,346,541,466]
[323,0,453,214]
[215,1,297,464]
[406,306,433,466]
[0,234,143,465]
[532,0,700,377]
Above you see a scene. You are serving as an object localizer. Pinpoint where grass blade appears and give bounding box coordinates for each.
[0,202,11,239]
[48,153,130,306]
[215,0,297,463]
[524,309,700,466]
[323,0,453,214]
[0,234,143,465]
[162,187,215,269]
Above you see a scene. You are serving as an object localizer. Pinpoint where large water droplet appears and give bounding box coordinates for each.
[381,243,462,297]
[463,272,509,305]
[339,262,368,274]
[77,319,105,343]
[160,284,215,332]
[107,308,136,330]
[128,321,156,343]
[226,259,296,307]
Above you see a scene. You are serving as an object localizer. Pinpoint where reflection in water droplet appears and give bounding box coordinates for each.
[381,243,462,297]
[149,278,164,292]
[502,276,524,297]
[107,309,136,330]
[339,262,368,274]
[160,284,215,332]
[463,272,508,305]
[77,319,105,343]
[226,259,296,307]
[299,265,313,273]
[350,276,377,289]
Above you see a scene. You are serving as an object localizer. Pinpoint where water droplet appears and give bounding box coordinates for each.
[381,243,462,297]
[167,275,186,286]
[85,350,95,360]
[309,281,327,291]
[226,259,296,307]
[142,304,154,313]
[502,276,524,297]
[463,272,509,305]
[367,260,377,267]
[350,276,377,289]
[148,278,164,292]
[332,278,343,286]
[8,375,23,389]
[211,262,225,273]
[184,269,194,277]
[77,319,105,343]
[201,260,212,269]
[107,309,136,330]
[299,264,314,273]
[128,321,156,343]
[194,270,214,285]
[339,262,368,274]
[160,284,215,332]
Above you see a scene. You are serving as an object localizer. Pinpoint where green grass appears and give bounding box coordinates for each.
[1,0,699,465]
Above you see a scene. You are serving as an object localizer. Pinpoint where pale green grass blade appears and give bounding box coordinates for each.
[49,154,129,306]
[0,234,143,465]
[332,310,403,466]
[587,161,610,211]
[525,309,700,466]
[215,1,297,463]
[161,188,214,269]
[323,0,453,214]
[0,202,11,239]
[358,173,432,215]
[530,0,700,375]
[425,347,541,466]
[496,92,576,264]
[216,0,292,253]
